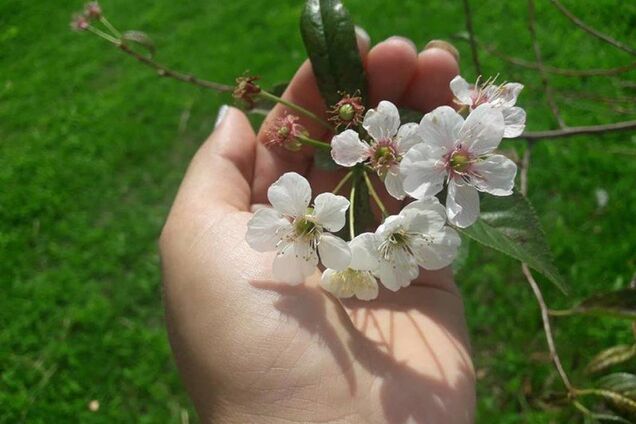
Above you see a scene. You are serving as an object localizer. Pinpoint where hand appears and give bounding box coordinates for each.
[160,35,475,423]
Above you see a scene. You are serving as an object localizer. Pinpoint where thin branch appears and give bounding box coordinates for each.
[522,119,636,140]
[461,0,482,76]
[118,43,233,92]
[528,0,565,128]
[522,263,574,394]
[549,0,636,57]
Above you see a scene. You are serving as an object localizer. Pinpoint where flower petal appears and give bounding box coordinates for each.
[319,269,379,301]
[401,144,447,199]
[384,171,406,200]
[472,154,517,196]
[320,269,354,299]
[318,233,351,271]
[272,240,318,284]
[245,208,291,252]
[446,180,480,228]
[353,271,379,301]
[395,122,423,154]
[500,82,524,107]
[450,75,473,106]
[331,129,370,167]
[349,233,379,272]
[502,106,526,138]
[363,100,400,141]
[459,104,505,155]
[402,198,447,233]
[410,227,461,270]
[313,192,349,231]
[418,106,464,151]
[268,172,311,217]
[377,251,419,291]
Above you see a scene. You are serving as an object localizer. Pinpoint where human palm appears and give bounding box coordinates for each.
[160,36,475,423]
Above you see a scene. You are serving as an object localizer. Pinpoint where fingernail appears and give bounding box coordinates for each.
[385,36,417,52]
[355,25,370,45]
[214,104,229,129]
[424,40,460,62]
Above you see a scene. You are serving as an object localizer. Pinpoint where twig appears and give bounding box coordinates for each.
[362,171,388,218]
[118,43,233,92]
[332,171,353,195]
[549,0,636,57]
[528,0,565,128]
[522,119,636,140]
[461,0,482,76]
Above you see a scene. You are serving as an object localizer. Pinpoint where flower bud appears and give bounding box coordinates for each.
[84,2,102,19]
[70,13,90,31]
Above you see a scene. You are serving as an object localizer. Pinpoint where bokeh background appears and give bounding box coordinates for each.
[1,0,635,422]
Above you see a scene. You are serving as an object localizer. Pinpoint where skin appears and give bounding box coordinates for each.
[160,35,475,423]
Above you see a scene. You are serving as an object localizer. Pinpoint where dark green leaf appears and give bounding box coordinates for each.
[587,345,636,374]
[573,289,636,320]
[122,30,155,57]
[458,192,567,293]
[398,107,424,124]
[313,149,340,171]
[300,0,367,107]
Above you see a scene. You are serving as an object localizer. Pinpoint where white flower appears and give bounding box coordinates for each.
[353,198,461,291]
[246,172,351,284]
[401,105,517,228]
[450,75,526,138]
[330,100,422,200]
[320,235,379,301]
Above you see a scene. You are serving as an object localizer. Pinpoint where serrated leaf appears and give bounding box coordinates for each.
[458,192,567,293]
[122,30,155,57]
[598,373,636,399]
[300,0,367,107]
[572,289,636,320]
[587,345,636,374]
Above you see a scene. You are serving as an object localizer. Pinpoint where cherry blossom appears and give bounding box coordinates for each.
[450,75,526,138]
[246,172,351,284]
[330,100,422,200]
[401,105,517,228]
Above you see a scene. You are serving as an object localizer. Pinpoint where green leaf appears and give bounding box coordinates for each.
[587,345,636,374]
[352,171,374,235]
[572,289,636,320]
[458,192,567,293]
[300,0,367,107]
[121,31,156,57]
[313,149,341,171]
[398,107,424,124]
[598,373,636,399]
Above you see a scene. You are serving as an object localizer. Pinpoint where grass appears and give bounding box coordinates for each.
[1,0,635,422]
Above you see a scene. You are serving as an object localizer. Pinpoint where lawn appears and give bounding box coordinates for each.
[1,0,635,422]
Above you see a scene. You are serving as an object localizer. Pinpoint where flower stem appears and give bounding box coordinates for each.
[259,91,333,131]
[363,171,388,218]
[332,171,353,195]
[296,134,331,151]
[100,16,121,38]
[349,182,356,241]
[87,25,120,44]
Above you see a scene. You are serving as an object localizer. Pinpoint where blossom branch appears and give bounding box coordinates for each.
[549,0,636,57]
[461,0,482,76]
[522,119,636,140]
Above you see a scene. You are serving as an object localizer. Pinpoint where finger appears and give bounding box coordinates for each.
[401,44,460,113]
[168,106,256,221]
[251,30,371,204]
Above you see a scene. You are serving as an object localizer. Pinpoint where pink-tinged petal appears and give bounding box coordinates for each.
[500,82,524,107]
[245,208,291,252]
[268,172,311,217]
[502,106,526,138]
[384,171,406,200]
[331,129,370,167]
[377,251,419,291]
[402,197,447,233]
[450,75,473,106]
[395,122,423,154]
[459,104,505,155]
[419,106,464,151]
[363,100,401,141]
[272,240,318,284]
[410,226,461,270]
[349,233,380,272]
[401,144,447,199]
[446,180,480,228]
[472,154,517,196]
[313,192,349,232]
[318,233,351,271]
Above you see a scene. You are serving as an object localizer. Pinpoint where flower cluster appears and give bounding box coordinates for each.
[246,75,525,300]
[70,2,102,31]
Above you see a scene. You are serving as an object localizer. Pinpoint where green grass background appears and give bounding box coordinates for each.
[1,0,635,422]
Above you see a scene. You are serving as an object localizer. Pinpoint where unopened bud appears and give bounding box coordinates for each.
[84,2,102,19]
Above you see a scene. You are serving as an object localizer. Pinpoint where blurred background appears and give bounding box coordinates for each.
[1,0,635,422]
